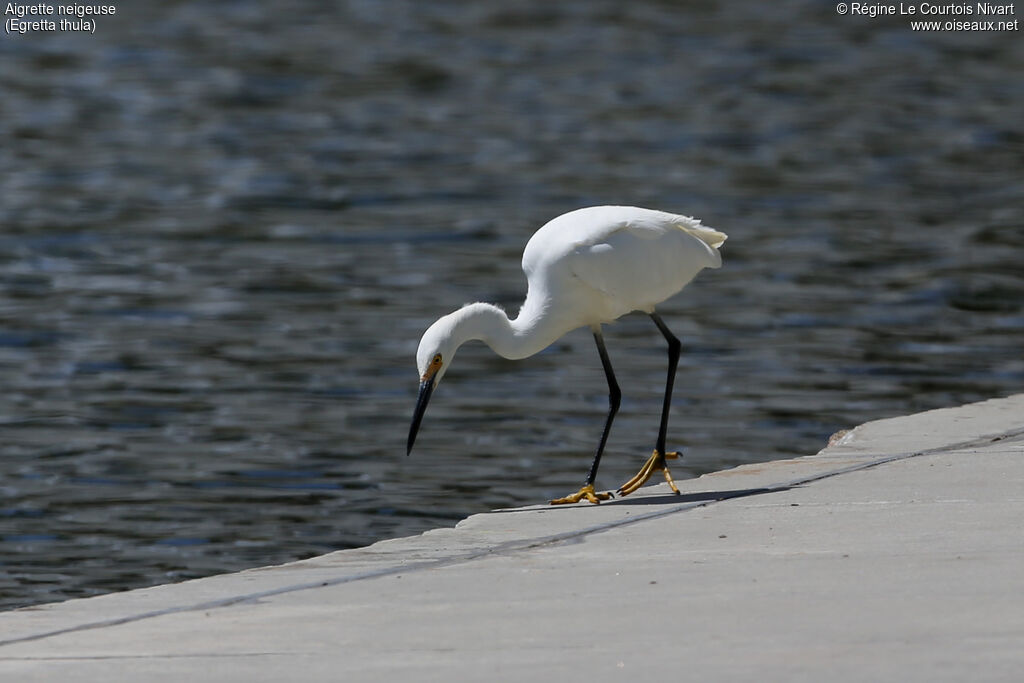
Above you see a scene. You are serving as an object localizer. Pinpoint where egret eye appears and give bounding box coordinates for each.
[432,354,442,365]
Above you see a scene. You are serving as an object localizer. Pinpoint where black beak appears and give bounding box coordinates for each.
[407,376,435,455]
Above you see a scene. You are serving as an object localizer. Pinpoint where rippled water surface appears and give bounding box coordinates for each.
[1,1,1022,609]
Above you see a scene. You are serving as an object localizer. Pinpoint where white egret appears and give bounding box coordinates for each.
[407,205,727,504]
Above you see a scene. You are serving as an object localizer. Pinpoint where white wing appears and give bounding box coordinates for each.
[558,208,724,320]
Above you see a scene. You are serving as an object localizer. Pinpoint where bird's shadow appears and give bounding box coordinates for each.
[492,485,794,513]
[602,486,792,506]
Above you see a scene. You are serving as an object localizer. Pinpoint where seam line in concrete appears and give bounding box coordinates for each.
[2,424,1020,650]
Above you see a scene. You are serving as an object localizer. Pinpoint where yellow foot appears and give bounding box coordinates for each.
[617,449,682,497]
[550,484,613,505]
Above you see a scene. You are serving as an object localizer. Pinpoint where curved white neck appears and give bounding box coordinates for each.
[446,301,566,361]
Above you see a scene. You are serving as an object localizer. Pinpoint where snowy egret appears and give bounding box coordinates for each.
[407,205,727,504]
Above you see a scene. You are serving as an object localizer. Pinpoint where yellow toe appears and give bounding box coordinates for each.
[550,484,612,505]
[618,450,682,497]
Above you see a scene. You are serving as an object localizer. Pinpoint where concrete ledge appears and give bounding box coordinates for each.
[2,395,1023,681]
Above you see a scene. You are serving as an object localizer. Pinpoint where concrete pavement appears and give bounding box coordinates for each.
[1,394,1022,681]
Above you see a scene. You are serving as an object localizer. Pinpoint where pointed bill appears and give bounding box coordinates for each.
[407,376,435,455]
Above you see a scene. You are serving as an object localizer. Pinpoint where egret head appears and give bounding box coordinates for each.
[406,315,461,455]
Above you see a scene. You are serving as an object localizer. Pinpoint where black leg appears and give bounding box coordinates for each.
[584,327,621,486]
[649,313,681,456]
[615,313,685,499]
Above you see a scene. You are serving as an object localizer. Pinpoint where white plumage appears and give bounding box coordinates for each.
[522,205,725,326]
[408,205,727,504]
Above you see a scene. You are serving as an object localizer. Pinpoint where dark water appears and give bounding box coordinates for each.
[1,1,1021,610]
